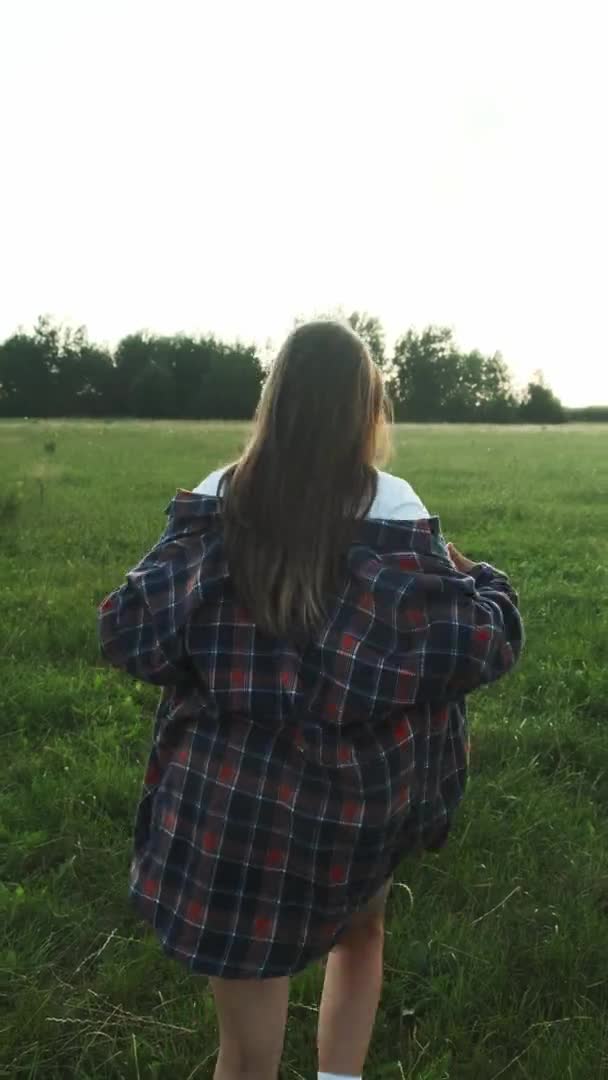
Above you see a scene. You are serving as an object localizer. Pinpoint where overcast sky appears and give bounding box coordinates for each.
[1,0,606,405]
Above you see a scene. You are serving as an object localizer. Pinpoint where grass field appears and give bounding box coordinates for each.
[1,419,608,1080]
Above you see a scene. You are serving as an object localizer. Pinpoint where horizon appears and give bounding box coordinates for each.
[1,1,607,408]
[3,310,606,410]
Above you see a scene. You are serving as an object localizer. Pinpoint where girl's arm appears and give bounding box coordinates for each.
[98,524,205,686]
[98,578,185,685]
[405,559,523,703]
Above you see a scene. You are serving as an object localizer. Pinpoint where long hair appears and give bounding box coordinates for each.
[220,320,392,638]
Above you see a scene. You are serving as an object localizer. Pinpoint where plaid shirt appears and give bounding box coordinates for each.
[98,489,523,979]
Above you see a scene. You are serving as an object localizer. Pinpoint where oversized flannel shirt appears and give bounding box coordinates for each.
[98,489,523,979]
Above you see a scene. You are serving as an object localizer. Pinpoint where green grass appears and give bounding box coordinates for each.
[1,419,608,1079]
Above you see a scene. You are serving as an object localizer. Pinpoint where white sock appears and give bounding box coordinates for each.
[318,1073,362,1080]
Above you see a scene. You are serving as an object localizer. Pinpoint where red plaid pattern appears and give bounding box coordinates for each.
[100,490,523,978]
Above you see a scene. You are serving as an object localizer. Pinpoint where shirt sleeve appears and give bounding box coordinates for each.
[370,471,429,520]
[191,466,229,496]
[404,561,523,702]
[97,523,204,686]
[390,494,430,518]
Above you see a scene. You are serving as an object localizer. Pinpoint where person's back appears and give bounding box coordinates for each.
[98,321,523,1080]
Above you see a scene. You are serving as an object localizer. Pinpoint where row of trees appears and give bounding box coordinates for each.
[348,314,567,423]
[0,318,262,420]
[0,312,586,423]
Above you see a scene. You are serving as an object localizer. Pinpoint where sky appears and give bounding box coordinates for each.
[1,0,606,406]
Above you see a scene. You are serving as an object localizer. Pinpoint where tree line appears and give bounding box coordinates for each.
[349,313,569,423]
[0,317,261,420]
[0,313,603,423]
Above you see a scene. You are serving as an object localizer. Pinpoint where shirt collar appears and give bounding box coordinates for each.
[166,489,446,560]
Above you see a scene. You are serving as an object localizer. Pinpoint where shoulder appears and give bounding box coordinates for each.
[192,466,230,496]
[190,465,428,518]
[368,470,429,520]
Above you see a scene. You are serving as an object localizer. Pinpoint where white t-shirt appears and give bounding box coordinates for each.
[192,467,429,521]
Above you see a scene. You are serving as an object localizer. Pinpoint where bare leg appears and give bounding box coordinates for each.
[317,879,391,1076]
[210,974,290,1080]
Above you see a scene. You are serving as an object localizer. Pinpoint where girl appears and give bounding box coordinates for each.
[98,321,523,1080]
